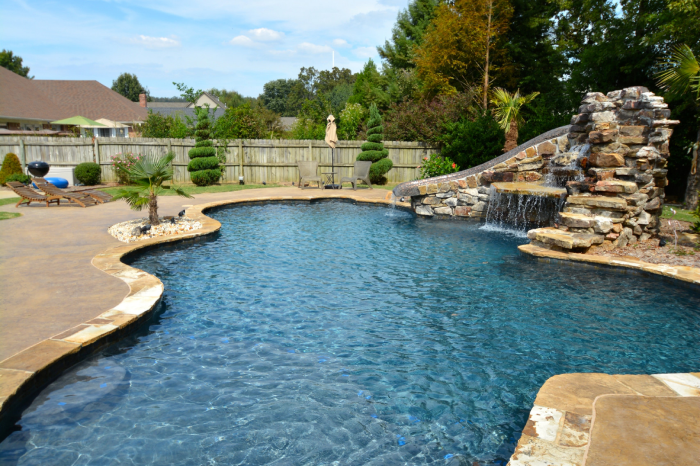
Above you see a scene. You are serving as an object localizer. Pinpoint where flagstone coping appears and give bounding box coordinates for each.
[518,243,700,286]
[508,373,700,465]
[0,192,409,438]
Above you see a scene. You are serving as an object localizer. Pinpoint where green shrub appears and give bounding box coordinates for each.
[356,104,392,184]
[187,156,220,172]
[187,109,221,186]
[0,153,23,186]
[75,162,101,185]
[5,173,31,184]
[188,146,217,158]
[419,154,460,179]
[693,193,700,233]
[190,168,222,186]
[439,113,505,170]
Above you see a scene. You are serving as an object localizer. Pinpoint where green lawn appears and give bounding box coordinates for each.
[661,205,697,223]
[0,211,21,220]
[99,183,279,197]
[0,197,20,207]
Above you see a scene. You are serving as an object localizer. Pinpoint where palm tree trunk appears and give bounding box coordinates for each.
[149,193,160,225]
[684,126,700,210]
[503,119,519,152]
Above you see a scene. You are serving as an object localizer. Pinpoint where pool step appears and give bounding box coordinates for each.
[527,227,605,250]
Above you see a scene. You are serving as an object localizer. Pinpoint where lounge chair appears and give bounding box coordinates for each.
[298,161,323,189]
[33,178,98,207]
[6,181,61,207]
[340,161,373,190]
[33,177,112,204]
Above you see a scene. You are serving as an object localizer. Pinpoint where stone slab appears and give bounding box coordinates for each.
[585,396,700,466]
[566,195,629,211]
[0,369,34,398]
[534,373,637,416]
[492,182,567,199]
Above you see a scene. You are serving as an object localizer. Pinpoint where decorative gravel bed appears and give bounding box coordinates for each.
[589,220,700,268]
[108,217,202,243]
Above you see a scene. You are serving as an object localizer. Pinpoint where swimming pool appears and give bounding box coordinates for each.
[1,201,699,465]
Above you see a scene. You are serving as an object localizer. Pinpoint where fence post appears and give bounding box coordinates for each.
[19,138,26,170]
[238,140,244,180]
[94,138,100,164]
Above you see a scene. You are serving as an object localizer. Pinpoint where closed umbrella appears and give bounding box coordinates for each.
[325,115,339,189]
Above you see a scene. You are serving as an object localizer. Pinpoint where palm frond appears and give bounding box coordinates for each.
[111,188,149,211]
[656,44,700,102]
[489,88,539,130]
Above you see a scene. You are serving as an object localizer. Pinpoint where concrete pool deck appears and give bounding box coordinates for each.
[0,186,698,464]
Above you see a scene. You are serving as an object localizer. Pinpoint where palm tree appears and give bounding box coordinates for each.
[656,44,700,209]
[489,88,539,152]
[113,152,192,225]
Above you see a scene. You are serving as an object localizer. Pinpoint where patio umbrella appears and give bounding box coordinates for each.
[324,115,339,189]
[50,116,106,127]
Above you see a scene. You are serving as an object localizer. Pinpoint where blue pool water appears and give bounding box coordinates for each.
[1,201,699,465]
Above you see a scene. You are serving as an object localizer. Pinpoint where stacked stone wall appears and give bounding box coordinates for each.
[556,87,679,249]
[411,137,569,218]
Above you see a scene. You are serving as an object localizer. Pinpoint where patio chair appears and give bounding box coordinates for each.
[339,161,373,190]
[34,177,112,204]
[6,181,61,208]
[298,161,323,189]
[33,178,98,208]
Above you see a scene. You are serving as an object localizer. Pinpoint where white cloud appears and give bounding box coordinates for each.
[353,46,377,58]
[230,35,255,46]
[248,28,284,41]
[132,35,180,48]
[298,42,332,54]
[332,39,350,47]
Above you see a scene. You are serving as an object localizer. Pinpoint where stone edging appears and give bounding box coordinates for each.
[0,193,408,440]
[518,243,700,285]
[508,372,700,465]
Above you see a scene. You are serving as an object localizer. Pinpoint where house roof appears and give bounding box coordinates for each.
[148,107,226,120]
[33,79,147,122]
[0,66,65,121]
[0,66,148,123]
[147,102,189,108]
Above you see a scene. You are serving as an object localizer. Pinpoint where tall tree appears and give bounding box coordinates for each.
[414,0,513,100]
[260,79,296,115]
[348,59,390,109]
[377,0,439,70]
[0,50,32,78]
[113,73,149,102]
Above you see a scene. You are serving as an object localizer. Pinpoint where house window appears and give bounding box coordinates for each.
[97,128,112,138]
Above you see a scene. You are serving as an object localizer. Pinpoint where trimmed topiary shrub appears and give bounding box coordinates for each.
[0,153,23,186]
[356,104,393,184]
[190,169,222,186]
[75,162,102,186]
[188,111,221,186]
[5,173,31,184]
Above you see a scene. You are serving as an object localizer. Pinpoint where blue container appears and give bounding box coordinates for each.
[44,177,69,189]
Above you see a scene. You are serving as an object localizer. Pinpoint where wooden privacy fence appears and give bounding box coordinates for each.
[0,137,438,185]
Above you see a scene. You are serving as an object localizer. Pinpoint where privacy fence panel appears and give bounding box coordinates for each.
[0,137,437,185]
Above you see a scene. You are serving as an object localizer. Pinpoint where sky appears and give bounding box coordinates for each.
[0,0,408,98]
